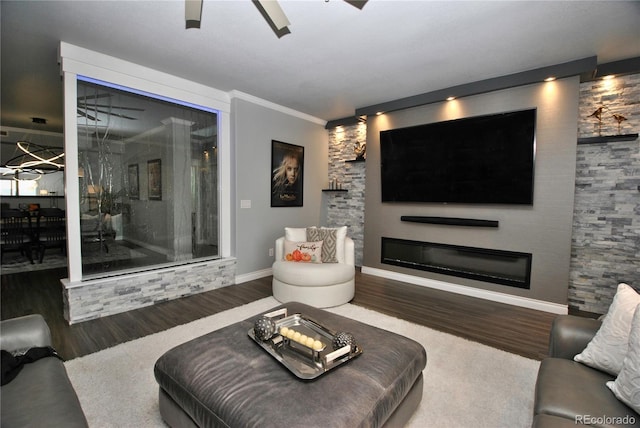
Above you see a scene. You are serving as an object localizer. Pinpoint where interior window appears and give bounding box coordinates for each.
[77,79,219,278]
[0,171,43,196]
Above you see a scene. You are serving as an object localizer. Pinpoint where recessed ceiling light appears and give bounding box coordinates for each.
[446,96,456,101]
[602,74,615,80]
[544,77,556,82]
[376,111,384,116]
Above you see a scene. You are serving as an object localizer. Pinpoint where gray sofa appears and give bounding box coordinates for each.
[533,315,640,427]
[1,314,88,427]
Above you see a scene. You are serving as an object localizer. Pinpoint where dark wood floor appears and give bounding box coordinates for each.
[1,267,559,361]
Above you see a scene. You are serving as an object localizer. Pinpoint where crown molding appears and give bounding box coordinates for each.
[229,90,327,126]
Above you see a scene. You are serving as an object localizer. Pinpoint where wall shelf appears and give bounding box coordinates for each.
[322,189,348,192]
[577,133,638,145]
[345,158,365,163]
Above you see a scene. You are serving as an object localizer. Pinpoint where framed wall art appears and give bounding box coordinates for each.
[128,164,139,199]
[271,140,303,207]
[148,159,162,200]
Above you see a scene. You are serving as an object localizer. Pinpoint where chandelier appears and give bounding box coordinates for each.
[2,119,64,181]
[3,142,64,180]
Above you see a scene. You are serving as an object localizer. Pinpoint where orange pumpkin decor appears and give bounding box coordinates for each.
[284,241,321,263]
[286,249,314,262]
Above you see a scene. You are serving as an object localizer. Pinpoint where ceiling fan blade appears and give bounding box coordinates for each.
[344,0,368,10]
[80,103,144,111]
[253,0,290,38]
[77,109,99,122]
[185,0,203,29]
[83,107,138,120]
[77,93,112,101]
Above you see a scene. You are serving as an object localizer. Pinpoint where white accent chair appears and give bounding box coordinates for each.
[272,235,355,308]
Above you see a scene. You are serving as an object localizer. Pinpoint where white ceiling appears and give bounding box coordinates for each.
[2,0,640,134]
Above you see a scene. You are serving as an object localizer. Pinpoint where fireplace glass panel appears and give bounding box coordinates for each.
[381,237,531,288]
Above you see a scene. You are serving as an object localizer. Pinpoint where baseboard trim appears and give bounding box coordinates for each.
[361,266,568,314]
[235,268,272,284]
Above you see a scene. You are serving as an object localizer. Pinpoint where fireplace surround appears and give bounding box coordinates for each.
[381,237,532,289]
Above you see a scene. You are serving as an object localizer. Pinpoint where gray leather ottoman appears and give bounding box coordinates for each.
[154,302,427,427]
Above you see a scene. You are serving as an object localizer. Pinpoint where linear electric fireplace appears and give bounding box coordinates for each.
[381,237,532,289]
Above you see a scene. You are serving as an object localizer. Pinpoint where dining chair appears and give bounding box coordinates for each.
[1,209,35,264]
[35,208,67,263]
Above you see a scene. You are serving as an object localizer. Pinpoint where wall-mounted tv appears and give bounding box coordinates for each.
[380,109,536,205]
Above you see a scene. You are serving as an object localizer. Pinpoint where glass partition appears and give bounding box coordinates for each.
[77,79,219,278]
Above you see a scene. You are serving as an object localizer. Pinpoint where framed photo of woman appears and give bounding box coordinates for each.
[271,140,303,207]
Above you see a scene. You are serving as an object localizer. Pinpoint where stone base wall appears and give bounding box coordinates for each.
[327,122,367,266]
[62,258,236,323]
[570,73,640,314]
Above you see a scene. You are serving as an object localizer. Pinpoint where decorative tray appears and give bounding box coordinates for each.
[248,308,362,380]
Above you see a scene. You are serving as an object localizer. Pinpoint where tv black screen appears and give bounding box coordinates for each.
[380,109,536,204]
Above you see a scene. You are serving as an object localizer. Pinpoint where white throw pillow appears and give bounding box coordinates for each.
[574,283,640,375]
[284,227,307,242]
[283,240,323,263]
[607,305,640,413]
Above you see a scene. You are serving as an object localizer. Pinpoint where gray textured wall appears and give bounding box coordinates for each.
[232,98,328,276]
[362,78,581,306]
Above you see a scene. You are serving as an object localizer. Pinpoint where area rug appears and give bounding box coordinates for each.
[1,244,146,275]
[65,297,539,428]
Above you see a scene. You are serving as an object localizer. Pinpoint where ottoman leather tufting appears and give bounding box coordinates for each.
[154,302,427,428]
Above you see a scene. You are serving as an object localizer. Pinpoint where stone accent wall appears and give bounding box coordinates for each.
[579,73,640,137]
[570,73,640,314]
[327,122,367,266]
[62,258,236,323]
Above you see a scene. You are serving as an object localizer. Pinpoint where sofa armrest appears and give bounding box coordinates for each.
[548,315,601,360]
[0,314,52,352]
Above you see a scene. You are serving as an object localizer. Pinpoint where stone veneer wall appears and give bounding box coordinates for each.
[327,122,367,266]
[570,72,640,314]
[62,258,236,323]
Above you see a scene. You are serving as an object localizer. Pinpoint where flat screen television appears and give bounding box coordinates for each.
[380,109,536,204]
